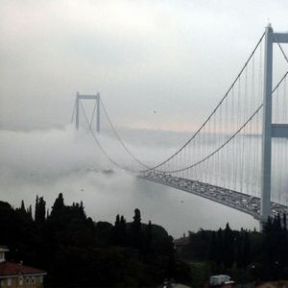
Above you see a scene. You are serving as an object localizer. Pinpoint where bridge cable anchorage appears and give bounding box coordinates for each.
[141,32,266,173]
[99,97,151,169]
[156,70,288,174]
[78,101,140,173]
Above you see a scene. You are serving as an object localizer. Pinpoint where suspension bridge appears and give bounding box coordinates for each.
[71,25,288,225]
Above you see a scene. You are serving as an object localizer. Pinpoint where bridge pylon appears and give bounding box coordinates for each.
[75,92,100,133]
[261,24,288,225]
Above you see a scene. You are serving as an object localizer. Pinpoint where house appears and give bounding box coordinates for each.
[0,246,46,288]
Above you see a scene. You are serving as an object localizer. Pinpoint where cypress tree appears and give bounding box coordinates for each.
[223,223,234,268]
[119,215,127,246]
[35,196,46,224]
[51,193,65,216]
[20,200,26,212]
[113,214,120,245]
[283,213,287,231]
[145,220,152,253]
[27,205,32,220]
[132,208,142,249]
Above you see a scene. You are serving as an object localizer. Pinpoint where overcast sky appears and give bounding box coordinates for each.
[1,0,288,131]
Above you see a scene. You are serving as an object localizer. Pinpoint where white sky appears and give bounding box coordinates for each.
[1,0,288,131]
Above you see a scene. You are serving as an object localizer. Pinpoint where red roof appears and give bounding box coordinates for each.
[0,262,46,277]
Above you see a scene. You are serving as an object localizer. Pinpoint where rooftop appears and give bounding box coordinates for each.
[0,262,46,278]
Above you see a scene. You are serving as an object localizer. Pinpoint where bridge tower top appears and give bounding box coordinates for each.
[75,92,100,133]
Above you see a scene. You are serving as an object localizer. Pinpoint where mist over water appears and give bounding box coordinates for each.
[2,1,288,241]
[0,125,265,237]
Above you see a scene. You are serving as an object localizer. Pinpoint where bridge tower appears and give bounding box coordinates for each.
[75,92,100,133]
[261,24,288,224]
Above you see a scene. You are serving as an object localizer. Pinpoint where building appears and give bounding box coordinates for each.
[0,246,46,288]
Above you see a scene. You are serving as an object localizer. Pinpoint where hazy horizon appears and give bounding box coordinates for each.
[1,0,288,132]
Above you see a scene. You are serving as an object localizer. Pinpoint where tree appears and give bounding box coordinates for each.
[119,215,127,246]
[27,205,32,219]
[144,220,152,253]
[51,193,64,216]
[133,208,141,225]
[20,200,26,212]
[17,200,30,220]
[132,208,142,249]
[113,215,121,245]
[283,213,287,231]
[35,196,46,224]
[113,215,127,246]
[223,223,234,268]
[209,231,218,264]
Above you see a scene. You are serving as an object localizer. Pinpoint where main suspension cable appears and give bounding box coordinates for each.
[155,70,288,174]
[99,98,150,169]
[79,101,139,173]
[141,32,265,172]
[277,42,288,65]
[74,32,267,176]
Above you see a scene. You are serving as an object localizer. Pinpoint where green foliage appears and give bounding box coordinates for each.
[35,196,46,224]
[176,215,288,284]
[51,193,64,216]
[0,195,185,287]
[189,262,210,288]
[132,208,142,249]
[261,215,288,280]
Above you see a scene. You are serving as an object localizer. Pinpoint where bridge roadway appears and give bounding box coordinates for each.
[140,172,288,220]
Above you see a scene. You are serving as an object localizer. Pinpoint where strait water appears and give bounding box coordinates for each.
[3,125,287,237]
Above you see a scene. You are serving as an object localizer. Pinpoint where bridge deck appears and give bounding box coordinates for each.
[140,172,288,220]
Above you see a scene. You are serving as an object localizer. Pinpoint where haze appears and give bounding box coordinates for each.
[1,0,288,236]
[1,0,288,131]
